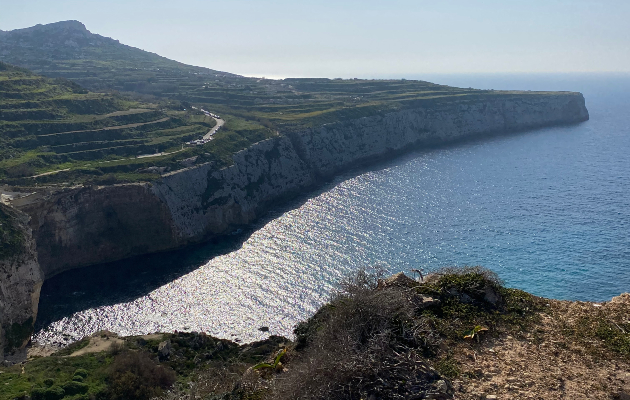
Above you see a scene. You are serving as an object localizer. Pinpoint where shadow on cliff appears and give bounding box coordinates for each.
[34,233,255,331]
[36,176,347,331]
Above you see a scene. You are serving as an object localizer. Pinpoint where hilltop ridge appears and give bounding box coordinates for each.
[0,20,89,35]
[0,20,236,93]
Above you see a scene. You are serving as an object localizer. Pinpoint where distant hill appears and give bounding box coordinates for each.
[0,20,486,119]
[0,20,236,93]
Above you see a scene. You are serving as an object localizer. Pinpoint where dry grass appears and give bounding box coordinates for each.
[269,270,453,400]
[447,295,630,399]
[247,268,630,400]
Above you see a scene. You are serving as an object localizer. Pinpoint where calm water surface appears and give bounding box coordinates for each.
[35,74,630,345]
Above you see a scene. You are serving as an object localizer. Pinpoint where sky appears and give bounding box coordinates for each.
[1,0,629,78]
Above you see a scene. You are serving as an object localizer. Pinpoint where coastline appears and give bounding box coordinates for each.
[1,91,589,358]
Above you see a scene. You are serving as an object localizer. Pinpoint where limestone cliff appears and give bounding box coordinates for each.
[17,92,588,278]
[0,204,43,360]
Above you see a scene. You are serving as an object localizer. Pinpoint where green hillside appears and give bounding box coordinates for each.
[0,21,572,186]
[0,21,503,129]
[0,20,235,93]
[0,62,273,185]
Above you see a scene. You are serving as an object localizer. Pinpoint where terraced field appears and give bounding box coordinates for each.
[0,21,507,133]
[194,78,490,131]
[0,21,568,186]
[0,62,274,185]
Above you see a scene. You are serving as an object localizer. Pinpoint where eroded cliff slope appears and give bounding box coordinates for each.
[0,204,43,360]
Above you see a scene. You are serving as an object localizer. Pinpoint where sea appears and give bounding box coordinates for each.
[34,73,630,346]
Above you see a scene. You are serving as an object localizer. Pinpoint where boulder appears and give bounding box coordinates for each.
[610,293,630,305]
[158,339,172,360]
[377,272,419,289]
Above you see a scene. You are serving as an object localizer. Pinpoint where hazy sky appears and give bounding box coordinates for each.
[1,0,629,78]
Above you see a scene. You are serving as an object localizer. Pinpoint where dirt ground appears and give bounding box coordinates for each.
[450,294,630,400]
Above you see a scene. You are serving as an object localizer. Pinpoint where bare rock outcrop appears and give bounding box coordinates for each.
[0,204,43,360]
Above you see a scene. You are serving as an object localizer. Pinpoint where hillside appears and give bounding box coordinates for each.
[1,268,628,400]
[0,20,235,93]
[0,61,274,185]
[0,21,551,186]
[0,21,567,135]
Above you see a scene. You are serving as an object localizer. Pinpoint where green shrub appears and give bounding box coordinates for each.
[66,395,90,400]
[435,356,461,379]
[43,378,55,387]
[30,387,46,400]
[62,381,89,396]
[107,350,176,400]
[43,386,65,400]
[73,368,89,379]
[0,204,27,261]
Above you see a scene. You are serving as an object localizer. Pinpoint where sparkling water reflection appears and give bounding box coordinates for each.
[35,74,630,346]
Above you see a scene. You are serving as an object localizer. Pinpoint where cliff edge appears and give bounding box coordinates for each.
[0,90,589,359]
[15,91,589,279]
[0,268,628,400]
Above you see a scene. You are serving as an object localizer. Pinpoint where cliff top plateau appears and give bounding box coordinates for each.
[1,268,628,400]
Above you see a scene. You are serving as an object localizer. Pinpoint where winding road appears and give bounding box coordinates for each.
[203,116,225,140]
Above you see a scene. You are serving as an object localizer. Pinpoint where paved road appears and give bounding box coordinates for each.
[203,117,224,140]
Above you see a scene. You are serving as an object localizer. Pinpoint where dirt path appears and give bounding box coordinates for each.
[30,168,71,178]
[68,333,125,357]
[136,147,185,159]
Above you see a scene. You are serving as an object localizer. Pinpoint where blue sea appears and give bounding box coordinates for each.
[35,73,630,345]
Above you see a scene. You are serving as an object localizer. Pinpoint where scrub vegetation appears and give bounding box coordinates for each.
[2,267,628,400]
[0,203,27,260]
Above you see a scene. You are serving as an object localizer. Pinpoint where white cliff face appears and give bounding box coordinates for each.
[291,94,588,175]
[0,205,43,360]
[20,92,588,278]
[152,136,314,238]
[151,93,588,242]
